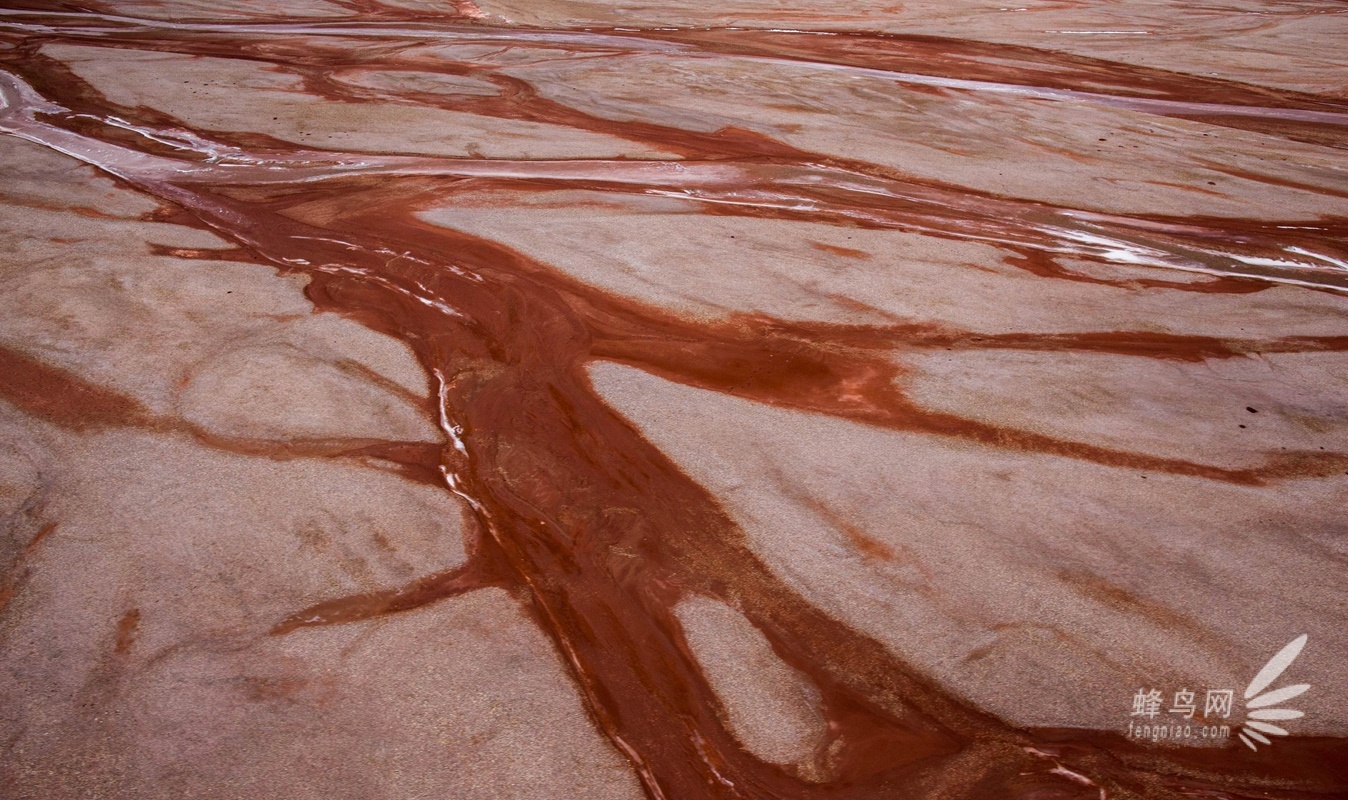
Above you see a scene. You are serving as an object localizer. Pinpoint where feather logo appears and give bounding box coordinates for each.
[1238,634,1310,751]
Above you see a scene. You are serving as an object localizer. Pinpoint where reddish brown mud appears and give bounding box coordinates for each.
[269,561,494,634]
[0,345,156,430]
[1,5,1346,800]
[644,28,1348,150]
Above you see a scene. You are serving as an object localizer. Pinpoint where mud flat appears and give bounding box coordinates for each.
[1,2,1346,798]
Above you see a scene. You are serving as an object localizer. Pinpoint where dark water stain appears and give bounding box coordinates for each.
[113,607,140,655]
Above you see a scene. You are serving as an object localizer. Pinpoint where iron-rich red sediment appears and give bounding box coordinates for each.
[1,3,1346,799]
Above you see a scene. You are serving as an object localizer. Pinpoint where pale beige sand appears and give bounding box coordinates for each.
[590,360,1348,734]
[47,44,676,161]
[0,135,643,799]
[1,1,1344,792]
[475,0,1348,97]
[675,594,826,767]
[420,193,1348,335]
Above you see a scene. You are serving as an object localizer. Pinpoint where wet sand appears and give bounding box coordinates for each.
[1,2,1346,799]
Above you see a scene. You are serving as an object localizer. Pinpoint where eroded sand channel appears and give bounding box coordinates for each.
[1,2,1346,798]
